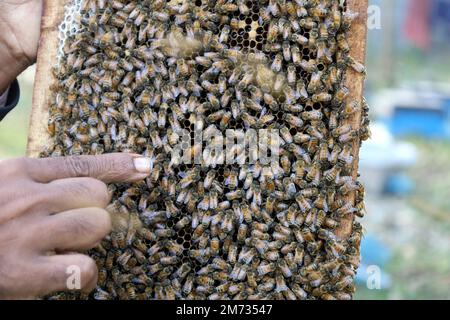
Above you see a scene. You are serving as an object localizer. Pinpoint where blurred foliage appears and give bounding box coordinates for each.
[0,67,34,158]
[355,140,450,300]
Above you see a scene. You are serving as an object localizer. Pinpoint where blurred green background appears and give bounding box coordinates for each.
[0,66,34,158]
[0,0,449,300]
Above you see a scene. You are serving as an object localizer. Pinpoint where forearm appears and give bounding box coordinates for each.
[0,60,25,95]
[0,21,29,94]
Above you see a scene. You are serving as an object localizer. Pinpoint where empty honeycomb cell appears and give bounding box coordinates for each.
[194,266,202,273]
[289,128,298,136]
[181,256,190,264]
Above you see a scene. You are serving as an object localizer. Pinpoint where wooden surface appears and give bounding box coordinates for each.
[335,0,369,239]
[27,0,369,239]
[27,0,67,157]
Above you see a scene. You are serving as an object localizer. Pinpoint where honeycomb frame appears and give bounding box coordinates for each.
[28,0,370,300]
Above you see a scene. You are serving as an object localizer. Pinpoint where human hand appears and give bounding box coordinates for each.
[0,153,152,299]
[0,0,43,92]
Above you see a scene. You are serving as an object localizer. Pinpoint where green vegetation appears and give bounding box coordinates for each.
[0,69,34,158]
[355,139,450,300]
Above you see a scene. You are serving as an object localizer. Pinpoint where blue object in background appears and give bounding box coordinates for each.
[389,106,446,138]
[384,174,414,196]
[360,235,391,267]
[385,91,450,139]
[356,235,392,289]
[441,96,450,118]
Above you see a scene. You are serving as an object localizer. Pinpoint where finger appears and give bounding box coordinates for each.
[0,177,110,223]
[43,178,111,214]
[33,254,98,297]
[25,153,152,183]
[32,207,111,252]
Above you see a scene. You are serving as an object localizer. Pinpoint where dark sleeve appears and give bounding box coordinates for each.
[0,79,20,122]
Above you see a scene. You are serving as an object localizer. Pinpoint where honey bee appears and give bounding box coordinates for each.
[291,33,308,46]
[332,86,349,107]
[267,23,279,45]
[257,262,276,276]
[342,100,361,118]
[291,45,302,66]
[283,114,304,128]
[300,17,317,29]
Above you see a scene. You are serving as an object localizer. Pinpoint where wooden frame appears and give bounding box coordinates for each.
[335,0,369,239]
[28,0,68,158]
[27,0,369,240]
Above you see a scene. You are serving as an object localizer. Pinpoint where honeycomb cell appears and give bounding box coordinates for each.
[313,103,322,110]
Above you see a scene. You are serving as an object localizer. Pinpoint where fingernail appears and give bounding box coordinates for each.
[133,157,152,174]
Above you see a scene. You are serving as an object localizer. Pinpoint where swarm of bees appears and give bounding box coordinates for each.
[44,0,369,300]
